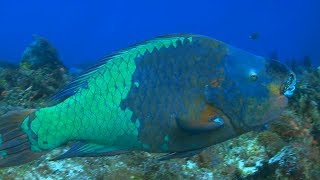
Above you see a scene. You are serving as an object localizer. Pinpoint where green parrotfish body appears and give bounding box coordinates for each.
[0,34,296,167]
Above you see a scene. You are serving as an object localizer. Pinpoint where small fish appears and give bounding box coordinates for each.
[249,32,260,40]
[0,34,296,167]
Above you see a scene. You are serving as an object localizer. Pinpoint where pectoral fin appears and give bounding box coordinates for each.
[176,116,224,133]
[52,141,129,160]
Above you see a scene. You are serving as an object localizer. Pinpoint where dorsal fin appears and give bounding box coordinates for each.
[49,33,197,105]
[49,53,119,105]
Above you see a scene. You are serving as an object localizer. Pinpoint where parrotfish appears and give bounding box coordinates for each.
[0,34,296,167]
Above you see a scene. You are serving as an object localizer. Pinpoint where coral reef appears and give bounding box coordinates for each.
[0,36,71,112]
[21,35,63,70]
[268,146,300,177]
[0,39,319,179]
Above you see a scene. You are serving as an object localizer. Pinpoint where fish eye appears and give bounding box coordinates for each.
[249,71,258,81]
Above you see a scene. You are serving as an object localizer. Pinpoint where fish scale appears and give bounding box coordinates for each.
[21,35,191,151]
[0,34,296,167]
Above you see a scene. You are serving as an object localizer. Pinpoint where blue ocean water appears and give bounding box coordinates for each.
[0,0,319,67]
[0,1,320,179]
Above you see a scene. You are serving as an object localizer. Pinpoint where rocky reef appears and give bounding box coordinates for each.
[0,38,319,179]
[0,36,71,114]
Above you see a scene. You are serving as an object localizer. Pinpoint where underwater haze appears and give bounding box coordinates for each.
[1,1,320,179]
[0,0,319,66]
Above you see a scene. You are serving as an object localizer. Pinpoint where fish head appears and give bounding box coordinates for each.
[205,47,296,130]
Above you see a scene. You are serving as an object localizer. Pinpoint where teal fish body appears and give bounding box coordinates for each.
[0,34,296,167]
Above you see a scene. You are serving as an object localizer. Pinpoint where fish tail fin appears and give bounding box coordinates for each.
[0,109,42,168]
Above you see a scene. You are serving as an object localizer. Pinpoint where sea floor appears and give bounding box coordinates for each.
[0,38,319,179]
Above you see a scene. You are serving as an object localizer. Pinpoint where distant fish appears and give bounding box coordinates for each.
[249,32,260,40]
[0,34,296,167]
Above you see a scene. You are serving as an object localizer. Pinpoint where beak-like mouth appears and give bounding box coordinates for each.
[265,59,297,98]
[283,72,297,97]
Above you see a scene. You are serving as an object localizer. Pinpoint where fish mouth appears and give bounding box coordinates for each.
[265,59,297,98]
[283,72,297,97]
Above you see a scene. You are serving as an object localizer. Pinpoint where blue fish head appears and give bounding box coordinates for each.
[205,46,296,130]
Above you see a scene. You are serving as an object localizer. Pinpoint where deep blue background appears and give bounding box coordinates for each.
[0,0,319,67]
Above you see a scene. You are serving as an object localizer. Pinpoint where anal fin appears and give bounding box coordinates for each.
[158,148,204,161]
[52,141,129,161]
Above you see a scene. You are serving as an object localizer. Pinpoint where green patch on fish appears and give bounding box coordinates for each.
[0,34,296,167]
